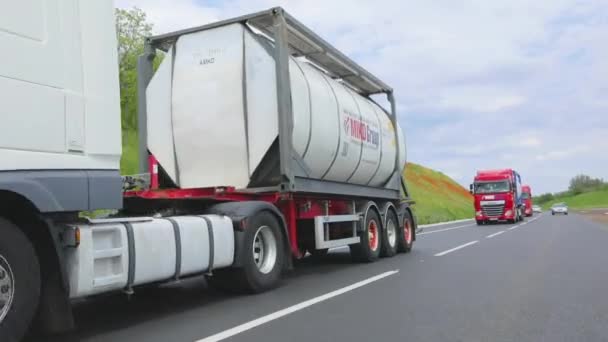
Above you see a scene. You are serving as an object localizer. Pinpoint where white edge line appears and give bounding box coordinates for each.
[195,270,399,342]
[418,218,474,229]
[486,230,505,238]
[508,225,519,230]
[418,223,476,236]
[434,240,479,257]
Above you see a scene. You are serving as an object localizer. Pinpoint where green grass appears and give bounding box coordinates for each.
[405,162,474,225]
[120,129,139,175]
[541,189,608,210]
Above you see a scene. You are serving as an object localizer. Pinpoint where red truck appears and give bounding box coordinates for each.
[522,185,533,217]
[470,169,524,225]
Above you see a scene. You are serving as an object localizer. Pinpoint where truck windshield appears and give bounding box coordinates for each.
[474,181,510,194]
[521,193,530,199]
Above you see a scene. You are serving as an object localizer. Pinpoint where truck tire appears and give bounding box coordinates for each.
[397,210,414,253]
[350,209,382,262]
[380,210,398,258]
[476,220,484,226]
[208,211,284,294]
[0,218,41,342]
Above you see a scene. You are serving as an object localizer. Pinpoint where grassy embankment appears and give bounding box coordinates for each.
[404,162,474,224]
[541,188,608,210]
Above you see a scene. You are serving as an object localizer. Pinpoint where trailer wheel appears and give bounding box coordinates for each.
[350,209,381,262]
[0,218,41,342]
[397,210,414,253]
[208,211,284,294]
[380,210,398,258]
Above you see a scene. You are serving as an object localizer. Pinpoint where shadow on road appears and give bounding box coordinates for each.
[25,250,358,341]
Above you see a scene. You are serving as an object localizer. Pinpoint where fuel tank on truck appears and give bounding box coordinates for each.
[146,23,406,190]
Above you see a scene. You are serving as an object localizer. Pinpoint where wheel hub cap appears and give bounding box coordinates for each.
[0,255,15,324]
[252,226,278,274]
[404,220,412,244]
[387,220,397,247]
[368,221,379,251]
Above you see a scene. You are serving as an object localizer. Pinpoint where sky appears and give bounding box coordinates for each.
[115,0,608,194]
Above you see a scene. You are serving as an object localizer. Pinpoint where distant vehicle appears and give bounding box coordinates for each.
[551,203,569,215]
[470,169,525,225]
[522,185,533,217]
[532,205,542,213]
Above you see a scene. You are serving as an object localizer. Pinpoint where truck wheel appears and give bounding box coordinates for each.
[208,211,284,294]
[0,218,41,342]
[476,220,483,226]
[380,210,398,258]
[350,209,382,262]
[397,210,414,253]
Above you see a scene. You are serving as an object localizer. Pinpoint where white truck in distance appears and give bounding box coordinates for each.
[0,2,416,341]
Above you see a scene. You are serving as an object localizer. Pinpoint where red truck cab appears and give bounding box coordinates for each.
[522,185,533,217]
[470,169,524,225]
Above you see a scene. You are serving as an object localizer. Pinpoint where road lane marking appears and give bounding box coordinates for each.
[418,218,474,228]
[434,240,479,256]
[486,231,505,238]
[195,270,399,342]
[417,223,475,236]
[508,225,519,230]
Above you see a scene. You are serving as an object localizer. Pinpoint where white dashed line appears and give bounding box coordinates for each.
[434,240,479,256]
[486,231,505,238]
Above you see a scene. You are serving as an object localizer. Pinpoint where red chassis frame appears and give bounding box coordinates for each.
[124,155,359,259]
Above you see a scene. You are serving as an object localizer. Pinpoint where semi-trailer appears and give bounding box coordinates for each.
[0,3,415,340]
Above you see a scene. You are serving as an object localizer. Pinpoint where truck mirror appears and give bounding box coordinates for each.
[469,184,473,194]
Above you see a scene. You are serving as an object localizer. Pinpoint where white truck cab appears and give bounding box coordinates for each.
[0,0,122,212]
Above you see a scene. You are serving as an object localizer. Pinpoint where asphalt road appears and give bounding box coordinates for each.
[28,213,608,342]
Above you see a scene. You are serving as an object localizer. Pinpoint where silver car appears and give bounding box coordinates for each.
[551,203,569,215]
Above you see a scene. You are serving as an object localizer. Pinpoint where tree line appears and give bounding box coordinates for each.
[536,174,607,204]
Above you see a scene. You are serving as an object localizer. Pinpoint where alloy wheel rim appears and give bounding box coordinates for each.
[252,226,278,274]
[0,255,15,324]
[368,220,379,251]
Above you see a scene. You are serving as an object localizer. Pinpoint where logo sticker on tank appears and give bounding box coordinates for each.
[343,112,379,149]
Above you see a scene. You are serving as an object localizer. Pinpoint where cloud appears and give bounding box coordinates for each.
[115,0,608,194]
[437,86,526,113]
[519,137,542,148]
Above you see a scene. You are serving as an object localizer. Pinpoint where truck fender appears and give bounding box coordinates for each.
[355,201,380,232]
[204,201,292,270]
[398,203,418,241]
[0,190,75,334]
